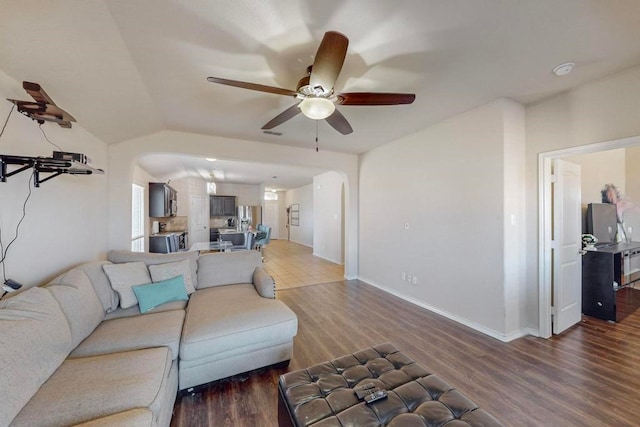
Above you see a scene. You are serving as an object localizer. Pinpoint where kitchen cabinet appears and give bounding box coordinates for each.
[149,182,177,217]
[210,196,236,217]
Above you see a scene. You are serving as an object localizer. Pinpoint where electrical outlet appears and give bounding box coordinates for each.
[401,272,406,281]
[412,276,418,285]
[404,222,409,230]
[407,274,412,282]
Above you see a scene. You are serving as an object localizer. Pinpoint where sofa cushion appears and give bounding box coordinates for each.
[73,408,153,426]
[0,287,73,427]
[102,261,152,309]
[148,258,196,294]
[76,260,119,313]
[103,299,187,320]
[133,275,189,313]
[11,347,175,426]
[181,284,298,361]
[197,250,262,289]
[46,268,105,348]
[71,309,185,360]
[108,249,198,288]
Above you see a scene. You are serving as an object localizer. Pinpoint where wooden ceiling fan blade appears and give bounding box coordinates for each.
[207,77,297,97]
[325,108,353,135]
[261,103,302,129]
[309,31,348,95]
[337,92,416,105]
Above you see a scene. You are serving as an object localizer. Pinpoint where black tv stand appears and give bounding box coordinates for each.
[582,242,640,322]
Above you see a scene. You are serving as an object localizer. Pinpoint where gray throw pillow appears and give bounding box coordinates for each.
[148,259,195,294]
[102,262,152,309]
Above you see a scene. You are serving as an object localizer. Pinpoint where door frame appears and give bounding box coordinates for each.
[189,194,208,244]
[538,135,640,338]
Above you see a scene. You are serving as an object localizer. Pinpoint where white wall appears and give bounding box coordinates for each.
[359,99,524,339]
[108,130,359,277]
[0,72,108,287]
[564,148,626,233]
[275,191,288,239]
[625,147,640,237]
[565,148,626,206]
[285,184,313,247]
[626,147,640,204]
[313,171,344,264]
[215,183,261,206]
[526,64,640,330]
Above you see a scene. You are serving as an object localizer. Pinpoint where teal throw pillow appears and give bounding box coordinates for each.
[132,275,189,313]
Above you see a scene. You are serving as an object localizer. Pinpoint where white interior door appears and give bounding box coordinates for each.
[264,202,279,239]
[552,159,582,334]
[189,195,208,244]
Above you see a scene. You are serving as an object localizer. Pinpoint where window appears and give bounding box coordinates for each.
[132,183,144,252]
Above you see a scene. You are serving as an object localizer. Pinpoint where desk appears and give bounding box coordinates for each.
[582,242,640,321]
[189,241,232,253]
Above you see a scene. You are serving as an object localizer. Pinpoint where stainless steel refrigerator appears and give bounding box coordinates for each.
[237,206,262,230]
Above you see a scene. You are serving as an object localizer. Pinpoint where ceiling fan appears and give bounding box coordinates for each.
[7,81,76,128]
[207,31,415,135]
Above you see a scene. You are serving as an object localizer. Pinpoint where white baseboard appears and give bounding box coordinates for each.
[288,239,312,248]
[358,276,529,343]
[312,252,344,265]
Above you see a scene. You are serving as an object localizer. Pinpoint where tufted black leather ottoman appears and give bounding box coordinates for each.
[278,343,503,427]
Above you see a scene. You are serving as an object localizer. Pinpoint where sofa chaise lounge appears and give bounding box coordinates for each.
[0,249,298,426]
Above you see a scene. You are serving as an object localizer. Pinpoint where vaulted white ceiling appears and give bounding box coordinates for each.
[2,1,640,184]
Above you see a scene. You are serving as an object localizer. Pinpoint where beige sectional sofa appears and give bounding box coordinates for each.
[0,250,298,426]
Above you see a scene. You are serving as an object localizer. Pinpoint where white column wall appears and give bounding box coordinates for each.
[313,171,344,265]
[502,100,527,338]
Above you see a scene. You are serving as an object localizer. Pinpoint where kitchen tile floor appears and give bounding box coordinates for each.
[261,239,344,290]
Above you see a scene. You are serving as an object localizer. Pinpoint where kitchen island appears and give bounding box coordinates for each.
[219,229,254,247]
[200,229,255,252]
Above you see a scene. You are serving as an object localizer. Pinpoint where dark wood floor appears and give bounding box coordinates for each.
[171,280,640,426]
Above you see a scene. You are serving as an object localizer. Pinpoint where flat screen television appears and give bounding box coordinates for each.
[586,203,617,244]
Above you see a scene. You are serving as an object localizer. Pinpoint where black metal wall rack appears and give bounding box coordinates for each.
[0,154,104,187]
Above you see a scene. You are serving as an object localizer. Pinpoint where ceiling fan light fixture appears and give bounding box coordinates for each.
[299,97,335,120]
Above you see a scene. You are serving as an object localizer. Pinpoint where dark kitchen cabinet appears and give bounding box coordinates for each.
[210,196,236,217]
[149,182,177,217]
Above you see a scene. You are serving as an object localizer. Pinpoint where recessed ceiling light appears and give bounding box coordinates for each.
[552,62,574,76]
[206,158,217,162]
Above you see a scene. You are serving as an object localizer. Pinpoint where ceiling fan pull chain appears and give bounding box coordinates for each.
[315,120,319,152]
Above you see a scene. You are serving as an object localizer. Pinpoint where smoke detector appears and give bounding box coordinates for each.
[553,62,574,76]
